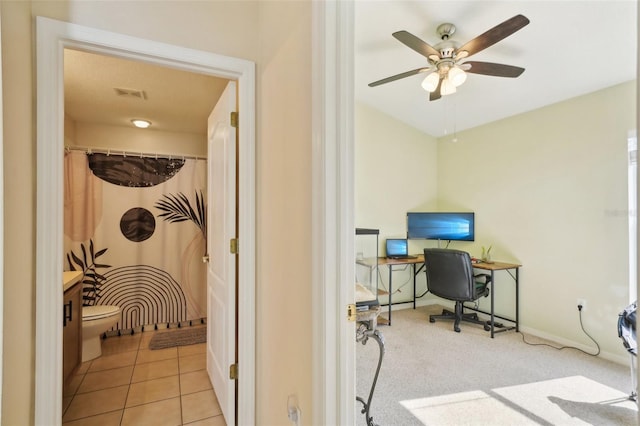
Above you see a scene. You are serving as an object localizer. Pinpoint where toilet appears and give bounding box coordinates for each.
[82,305,121,362]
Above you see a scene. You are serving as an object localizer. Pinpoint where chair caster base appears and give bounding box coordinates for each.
[430,307,489,332]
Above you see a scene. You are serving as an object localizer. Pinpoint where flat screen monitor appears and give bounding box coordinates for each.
[407,212,475,241]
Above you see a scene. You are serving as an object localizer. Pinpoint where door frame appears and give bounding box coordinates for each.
[311,1,355,424]
[35,17,256,425]
[0,8,4,422]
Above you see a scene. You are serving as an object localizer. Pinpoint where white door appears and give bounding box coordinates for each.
[207,81,237,426]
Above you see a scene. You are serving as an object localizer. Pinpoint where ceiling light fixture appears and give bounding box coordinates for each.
[131,119,152,129]
[421,63,467,97]
[440,77,457,96]
[421,72,440,92]
[448,66,467,87]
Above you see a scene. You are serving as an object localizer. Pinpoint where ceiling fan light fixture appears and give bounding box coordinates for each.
[440,77,457,96]
[448,66,467,87]
[131,119,152,129]
[421,72,440,92]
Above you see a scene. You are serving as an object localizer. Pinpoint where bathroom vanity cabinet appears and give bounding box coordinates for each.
[63,271,83,384]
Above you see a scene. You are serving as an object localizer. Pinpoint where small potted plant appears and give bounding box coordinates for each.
[481,245,493,263]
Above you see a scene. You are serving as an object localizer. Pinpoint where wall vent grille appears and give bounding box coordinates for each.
[114,87,147,100]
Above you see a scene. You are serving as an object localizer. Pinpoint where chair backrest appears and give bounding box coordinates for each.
[423,248,475,301]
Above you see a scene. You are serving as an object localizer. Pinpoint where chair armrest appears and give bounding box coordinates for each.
[473,273,491,298]
[474,273,492,284]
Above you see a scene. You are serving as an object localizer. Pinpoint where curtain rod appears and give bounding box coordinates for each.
[64,145,206,161]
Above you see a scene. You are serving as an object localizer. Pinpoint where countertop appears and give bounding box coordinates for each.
[63,271,83,292]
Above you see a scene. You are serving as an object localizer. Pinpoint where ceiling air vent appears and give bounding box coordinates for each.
[113,87,147,100]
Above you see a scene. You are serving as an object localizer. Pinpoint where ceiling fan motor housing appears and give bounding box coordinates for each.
[435,59,455,76]
[437,44,457,59]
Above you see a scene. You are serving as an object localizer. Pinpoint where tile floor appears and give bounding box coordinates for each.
[62,325,226,426]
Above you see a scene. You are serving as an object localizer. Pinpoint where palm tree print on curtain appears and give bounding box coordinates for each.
[155,191,207,255]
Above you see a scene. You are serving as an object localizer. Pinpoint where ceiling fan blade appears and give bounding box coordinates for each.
[429,79,442,101]
[455,14,530,58]
[464,61,525,77]
[368,67,431,87]
[392,30,440,60]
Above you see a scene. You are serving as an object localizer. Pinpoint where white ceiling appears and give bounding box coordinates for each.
[64,49,228,135]
[355,1,638,137]
[64,1,637,139]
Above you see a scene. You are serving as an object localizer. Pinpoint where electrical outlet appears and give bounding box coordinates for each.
[577,298,586,310]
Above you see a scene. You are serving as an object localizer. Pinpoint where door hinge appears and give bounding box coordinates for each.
[230,238,239,254]
[347,304,357,322]
[230,111,238,128]
[230,363,238,380]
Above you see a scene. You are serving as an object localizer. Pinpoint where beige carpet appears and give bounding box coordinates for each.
[148,326,206,350]
[356,305,638,425]
[400,376,637,425]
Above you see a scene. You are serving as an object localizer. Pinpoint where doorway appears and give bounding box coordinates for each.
[36,17,256,425]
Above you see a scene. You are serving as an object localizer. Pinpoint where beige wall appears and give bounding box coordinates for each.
[437,81,635,361]
[64,114,76,145]
[1,1,313,424]
[355,102,438,303]
[71,122,206,158]
[355,81,636,360]
[355,102,439,239]
[256,1,312,424]
[2,1,36,424]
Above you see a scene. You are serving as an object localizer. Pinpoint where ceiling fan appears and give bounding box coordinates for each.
[368,14,530,101]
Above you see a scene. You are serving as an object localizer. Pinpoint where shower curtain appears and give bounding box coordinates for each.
[64,150,207,332]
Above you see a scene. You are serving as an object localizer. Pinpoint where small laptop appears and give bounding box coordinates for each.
[385,238,417,259]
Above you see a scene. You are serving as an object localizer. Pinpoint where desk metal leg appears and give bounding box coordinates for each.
[515,267,519,332]
[356,323,385,426]
[388,266,393,325]
[413,263,426,309]
[413,264,417,309]
[490,270,495,338]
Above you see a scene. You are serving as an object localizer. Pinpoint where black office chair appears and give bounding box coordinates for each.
[424,248,491,333]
